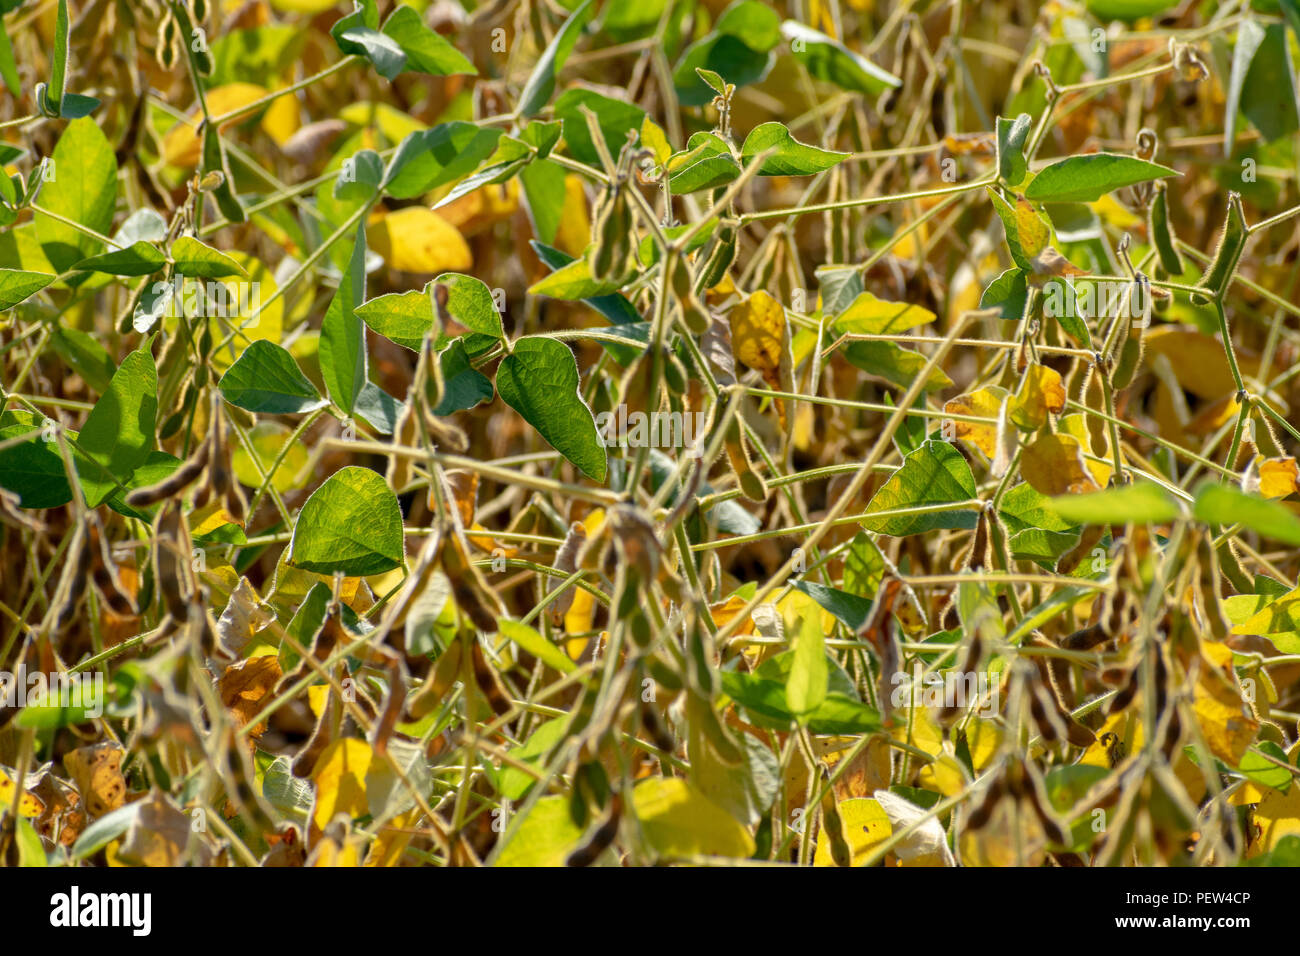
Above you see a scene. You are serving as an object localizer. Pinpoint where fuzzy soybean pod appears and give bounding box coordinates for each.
[670,255,711,336]
[586,178,635,284]
[1191,192,1247,305]
[714,389,767,502]
[695,219,738,294]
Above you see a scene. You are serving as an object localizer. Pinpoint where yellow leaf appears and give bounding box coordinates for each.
[837,291,936,334]
[62,743,126,819]
[232,421,311,492]
[729,290,787,380]
[269,0,341,11]
[640,117,672,166]
[162,83,268,168]
[364,807,421,867]
[367,207,472,274]
[943,386,1007,458]
[554,175,593,258]
[1058,413,1113,488]
[260,90,300,146]
[1249,784,1300,856]
[1010,365,1066,430]
[631,777,755,859]
[564,509,605,639]
[1256,457,1299,500]
[1021,432,1102,496]
[813,797,892,865]
[1193,651,1259,765]
[311,738,373,832]
[497,795,585,866]
[0,769,44,818]
[438,178,521,237]
[1144,327,1258,401]
[190,500,243,537]
[338,101,428,143]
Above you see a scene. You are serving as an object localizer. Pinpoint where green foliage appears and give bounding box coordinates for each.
[1,0,1299,876]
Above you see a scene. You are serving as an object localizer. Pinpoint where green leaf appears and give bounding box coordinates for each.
[672,1,780,106]
[0,269,56,309]
[34,118,118,272]
[385,123,503,199]
[793,580,874,632]
[720,669,881,734]
[71,241,166,277]
[288,465,404,576]
[862,440,978,536]
[380,4,476,77]
[435,339,494,415]
[219,340,328,414]
[980,267,1029,321]
[355,381,403,435]
[105,451,182,522]
[740,122,847,176]
[1239,22,1300,145]
[781,20,900,95]
[527,255,623,300]
[554,89,645,169]
[49,326,116,393]
[839,339,952,391]
[785,593,828,717]
[988,187,1051,269]
[0,11,19,97]
[497,717,570,800]
[519,158,567,245]
[496,337,606,481]
[433,273,504,340]
[71,802,140,861]
[356,287,437,351]
[1023,153,1177,203]
[843,531,885,598]
[1226,18,1268,156]
[171,236,249,279]
[530,241,640,325]
[77,348,158,507]
[201,123,246,224]
[0,422,70,508]
[668,132,740,194]
[14,817,45,866]
[339,26,406,80]
[44,0,68,114]
[997,113,1032,186]
[517,0,596,118]
[1049,481,1181,525]
[1193,481,1300,546]
[499,619,577,674]
[319,226,368,415]
[1086,0,1178,20]
[1239,742,1292,793]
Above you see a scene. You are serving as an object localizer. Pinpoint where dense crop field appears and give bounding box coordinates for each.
[1,0,1300,873]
